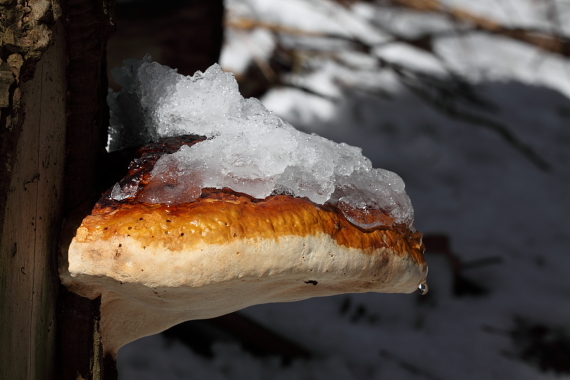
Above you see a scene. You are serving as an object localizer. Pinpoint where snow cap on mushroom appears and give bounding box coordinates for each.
[108,56,414,230]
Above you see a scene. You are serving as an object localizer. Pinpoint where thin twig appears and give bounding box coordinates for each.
[226,18,325,38]
[391,0,570,57]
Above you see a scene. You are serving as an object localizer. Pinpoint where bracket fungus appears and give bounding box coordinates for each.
[59,59,428,357]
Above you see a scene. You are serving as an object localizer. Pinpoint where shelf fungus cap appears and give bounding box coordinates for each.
[61,56,429,356]
[60,189,426,356]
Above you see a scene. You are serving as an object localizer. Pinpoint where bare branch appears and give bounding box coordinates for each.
[392,0,570,57]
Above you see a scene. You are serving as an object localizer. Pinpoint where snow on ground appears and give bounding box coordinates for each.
[118,0,570,379]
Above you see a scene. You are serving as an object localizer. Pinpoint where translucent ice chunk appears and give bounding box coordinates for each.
[111,182,138,201]
[108,56,414,228]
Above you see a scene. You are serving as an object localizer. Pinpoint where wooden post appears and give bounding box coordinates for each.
[0,0,114,378]
[0,17,67,380]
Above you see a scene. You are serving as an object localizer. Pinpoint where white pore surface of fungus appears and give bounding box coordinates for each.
[108,56,413,228]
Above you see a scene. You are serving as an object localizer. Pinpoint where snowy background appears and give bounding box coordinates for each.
[115,0,570,379]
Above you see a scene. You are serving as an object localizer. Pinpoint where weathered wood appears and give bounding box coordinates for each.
[1,0,115,378]
[62,0,115,215]
[57,289,104,380]
[56,0,116,378]
[0,19,66,380]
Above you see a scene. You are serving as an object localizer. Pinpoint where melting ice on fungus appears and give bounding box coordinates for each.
[107,56,414,230]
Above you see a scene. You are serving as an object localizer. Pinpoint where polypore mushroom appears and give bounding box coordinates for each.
[59,59,428,357]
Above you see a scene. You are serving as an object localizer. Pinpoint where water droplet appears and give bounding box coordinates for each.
[418,282,428,295]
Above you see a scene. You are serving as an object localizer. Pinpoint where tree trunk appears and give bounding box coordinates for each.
[0,0,114,378]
